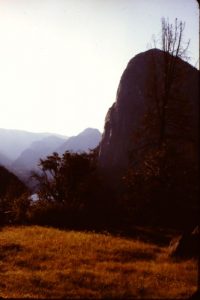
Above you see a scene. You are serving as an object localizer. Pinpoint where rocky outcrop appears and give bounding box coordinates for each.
[169,226,200,259]
[98,49,199,171]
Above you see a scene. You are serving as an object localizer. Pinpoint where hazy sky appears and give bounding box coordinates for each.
[0,0,199,136]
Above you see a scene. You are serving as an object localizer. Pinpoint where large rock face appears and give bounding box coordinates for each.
[99,49,199,171]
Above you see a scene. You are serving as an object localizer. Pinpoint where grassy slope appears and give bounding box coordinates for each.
[0,226,198,299]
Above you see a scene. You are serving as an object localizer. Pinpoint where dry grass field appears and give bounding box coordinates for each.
[0,226,198,298]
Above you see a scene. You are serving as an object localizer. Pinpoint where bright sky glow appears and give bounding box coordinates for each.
[0,0,198,136]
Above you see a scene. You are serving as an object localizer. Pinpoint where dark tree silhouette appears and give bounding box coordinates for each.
[34,150,97,206]
[30,149,120,229]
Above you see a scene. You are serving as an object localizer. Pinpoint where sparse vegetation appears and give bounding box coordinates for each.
[0,226,198,299]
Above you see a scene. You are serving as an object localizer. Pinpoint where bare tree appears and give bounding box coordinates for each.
[161,18,190,59]
[149,18,191,145]
[137,18,192,150]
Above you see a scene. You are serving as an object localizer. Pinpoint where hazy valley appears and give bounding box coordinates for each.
[0,127,101,187]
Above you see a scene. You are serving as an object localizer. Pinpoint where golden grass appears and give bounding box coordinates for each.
[0,226,198,298]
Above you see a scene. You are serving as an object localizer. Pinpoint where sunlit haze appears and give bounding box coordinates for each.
[0,0,198,136]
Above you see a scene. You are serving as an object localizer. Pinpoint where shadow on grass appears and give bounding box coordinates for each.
[51,223,178,247]
[0,243,23,260]
[96,248,157,262]
[108,225,180,247]
[114,249,156,262]
[14,253,51,270]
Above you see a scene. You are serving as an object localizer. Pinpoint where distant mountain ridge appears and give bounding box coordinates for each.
[12,135,67,172]
[57,128,101,154]
[0,128,67,161]
[12,128,101,173]
[0,127,101,188]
